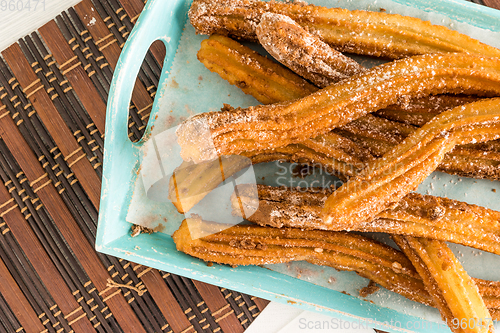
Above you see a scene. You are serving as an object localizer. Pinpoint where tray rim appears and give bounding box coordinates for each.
[97,0,500,332]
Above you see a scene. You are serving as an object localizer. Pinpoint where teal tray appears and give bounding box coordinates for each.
[97,0,500,332]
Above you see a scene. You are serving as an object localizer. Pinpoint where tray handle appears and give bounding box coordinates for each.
[106,0,188,144]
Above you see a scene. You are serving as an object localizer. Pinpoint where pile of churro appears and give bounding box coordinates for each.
[170,0,500,331]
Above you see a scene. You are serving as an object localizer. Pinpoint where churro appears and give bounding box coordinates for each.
[176,53,500,163]
[255,12,365,87]
[322,98,500,228]
[169,2,500,329]
[231,184,500,256]
[170,37,500,213]
[393,236,494,333]
[172,218,500,319]
[188,0,500,59]
[197,34,317,104]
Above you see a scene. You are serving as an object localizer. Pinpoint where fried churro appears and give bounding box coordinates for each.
[168,155,252,213]
[172,218,500,319]
[196,35,500,181]
[255,12,365,87]
[173,217,433,305]
[169,132,370,213]
[188,0,500,59]
[322,98,500,228]
[231,184,500,256]
[170,1,500,329]
[375,95,481,127]
[170,36,500,213]
[393,236,494,333]
[176,53,500,163]
[197,34,317,104]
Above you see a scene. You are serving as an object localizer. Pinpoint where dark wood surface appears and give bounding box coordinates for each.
[0,0,498,332]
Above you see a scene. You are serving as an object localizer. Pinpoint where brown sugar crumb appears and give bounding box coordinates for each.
[493,189,497,193]
[380,8,387,12]
[153,223,165,233]
[391,261,403,274]
[229,238,268,250]
[170,79,179,88]
[221,103,235,112]
[130,224,154,237]
[359,280,380,297]
[207,262,213,267]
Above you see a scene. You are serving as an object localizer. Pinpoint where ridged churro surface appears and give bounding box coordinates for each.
[255,12,364,87]
[177,53,500,163]
[322,98,500,228]
[189,0,500,59]
[232,184,500,256]
[393,236,494,333]
[172,219,500,319]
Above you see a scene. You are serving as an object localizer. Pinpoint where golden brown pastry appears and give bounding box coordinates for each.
[188,0,500,59]
[232,184,500,256]
[172,218,500,319]
[170,36,500,213]
[393,236,494,333]
[322,98,500,228]
[255,12,365,87]
[196,35,500,181]
[197,34,317,104]
[176,53,500,163]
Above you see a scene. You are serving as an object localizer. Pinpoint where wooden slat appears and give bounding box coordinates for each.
[116,0,143,21]
[0,103,96,333]
[39,21,106,134]
[193,280,244,333]
[116,0,166,63]
[2,45,102,209]
[0,91,145,333]
[0,0,272,331]
[0,256,44,332]
[483,0,500,9]
[252,298,270,312]
[75,0,154,123]
[135,267,193,333]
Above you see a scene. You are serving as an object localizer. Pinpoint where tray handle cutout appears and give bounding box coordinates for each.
[106,0,189,145]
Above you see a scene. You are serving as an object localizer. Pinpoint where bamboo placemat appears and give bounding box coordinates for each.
[0,0,270,332]
[0,0,498,332]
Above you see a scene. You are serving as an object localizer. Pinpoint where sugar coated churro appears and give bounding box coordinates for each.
[172,218,500,319]
[322,98,500,228]
[177,53,500,163]
[169,3,500,329]
[196,35,500,181]
[170,36,500,213]
[232,184,500,256]
[189,0,500,59]
[393,236,494,333]
[255,12,365,87]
